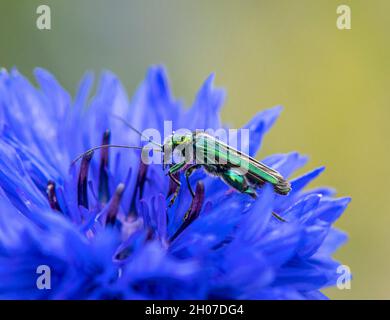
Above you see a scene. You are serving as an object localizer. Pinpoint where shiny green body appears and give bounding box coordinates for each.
[166,132,291,209]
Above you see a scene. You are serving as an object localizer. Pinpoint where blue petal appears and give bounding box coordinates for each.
[185,73,225,130]
[235,184,274,243]
[309,197,351,224]
[34,68,71,120]
[290,167,325,193]
[256,222,302,267]
[315,228,348,256]
[283,194,322,222]
[243,106,282,156]
[262,152,308,178]
[276,167,325,212]
[296,222,329,258]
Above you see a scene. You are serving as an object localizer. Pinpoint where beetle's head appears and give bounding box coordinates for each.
[162,132,193,166]
[163,132,193,151]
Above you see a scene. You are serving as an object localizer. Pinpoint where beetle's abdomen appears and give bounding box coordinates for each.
[274,179,291,195]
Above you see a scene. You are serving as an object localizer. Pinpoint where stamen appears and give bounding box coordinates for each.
[169,181,205,242]
[129,161,148,216]
[46,180,62,212]
[136,161,148,199]
[146,227,154,241]
[186,181,205,220]
[106,183,125,226]
[99,130,111,203]
[77,151,93,209]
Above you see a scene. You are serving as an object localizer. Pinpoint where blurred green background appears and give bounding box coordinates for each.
[1,0,389,299]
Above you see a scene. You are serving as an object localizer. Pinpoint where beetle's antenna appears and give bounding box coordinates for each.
[111,114,163,148]
[70,144,161,166]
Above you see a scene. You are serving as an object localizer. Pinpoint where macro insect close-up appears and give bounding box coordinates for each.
[74,122,292,222]
[1,0,389,307]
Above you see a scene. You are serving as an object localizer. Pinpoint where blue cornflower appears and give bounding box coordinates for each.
[0,66,350,299]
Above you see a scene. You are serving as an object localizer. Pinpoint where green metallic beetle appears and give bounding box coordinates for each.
[72,118,291,221]
[162,131,291,207]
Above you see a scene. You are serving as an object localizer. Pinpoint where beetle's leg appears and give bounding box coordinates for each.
[168,161,187,175]
[167,161,186,208]
[221,168,250,193]
[272,212,287,222]
[221,168,259,198]
[185,165,201,198]
[244,186,257,198]
[168,176,181,208]
[168,171,180,186]
[182,165,202,220]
